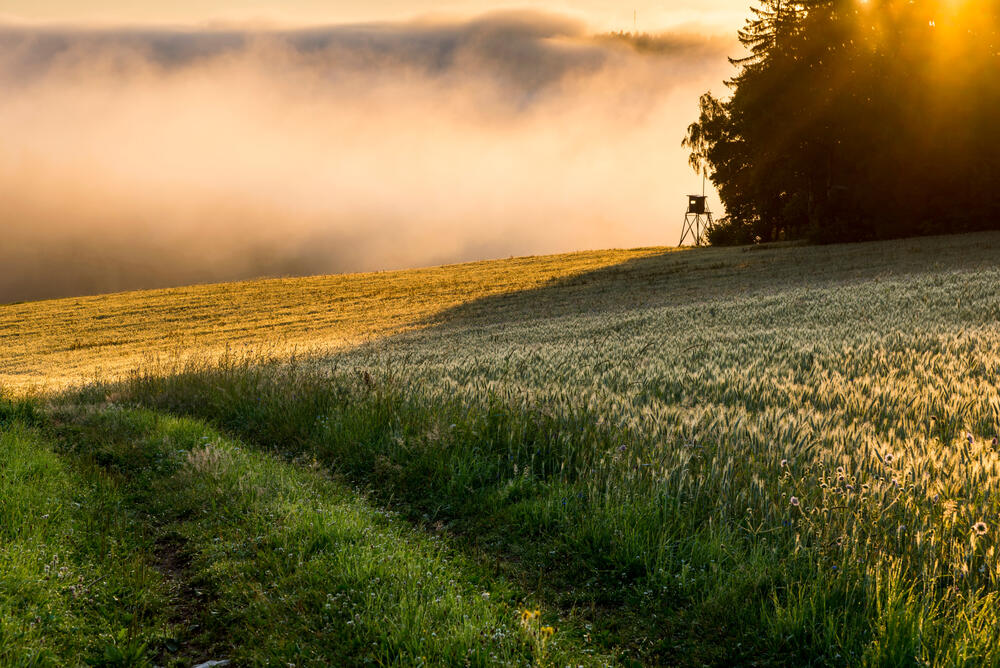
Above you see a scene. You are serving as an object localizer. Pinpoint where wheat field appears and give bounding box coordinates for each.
[3,232,1000,666]
[1,248,668,392]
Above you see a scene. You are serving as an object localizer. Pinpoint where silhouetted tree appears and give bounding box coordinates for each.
[687,0,1000,244]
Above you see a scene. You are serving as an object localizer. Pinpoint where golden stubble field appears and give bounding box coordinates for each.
[0,248,664,391]
[5,232,996,394]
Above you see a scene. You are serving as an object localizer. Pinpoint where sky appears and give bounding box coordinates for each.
[1,2,748,302]
[1,1,746,32]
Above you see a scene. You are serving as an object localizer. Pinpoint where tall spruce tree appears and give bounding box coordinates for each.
[687,0,1000,244]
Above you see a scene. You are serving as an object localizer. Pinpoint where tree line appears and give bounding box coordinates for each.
[685,0,1000,244]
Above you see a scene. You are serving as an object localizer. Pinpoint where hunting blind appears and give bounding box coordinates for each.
[679,195,713,246]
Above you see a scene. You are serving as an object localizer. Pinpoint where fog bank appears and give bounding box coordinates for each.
[0,12,733,302]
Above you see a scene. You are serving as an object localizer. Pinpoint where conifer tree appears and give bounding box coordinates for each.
[687,0,1000,244]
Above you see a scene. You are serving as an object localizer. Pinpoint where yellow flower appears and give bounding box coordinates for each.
[541,626,555,637]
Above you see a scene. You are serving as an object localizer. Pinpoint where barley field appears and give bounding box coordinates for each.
[0,249,667,392]
[3,232,1000,666]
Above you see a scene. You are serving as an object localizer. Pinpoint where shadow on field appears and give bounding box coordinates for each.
[416,231,1000,331]
[95,230,1000,667]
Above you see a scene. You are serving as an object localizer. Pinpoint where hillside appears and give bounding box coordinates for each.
[3,232,1000,666]
[1,248,666,392]
[4,232,997,391]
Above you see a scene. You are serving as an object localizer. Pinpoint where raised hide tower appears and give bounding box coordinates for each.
[679,195,713,246]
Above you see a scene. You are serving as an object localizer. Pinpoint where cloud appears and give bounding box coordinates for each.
[0,12,734,303]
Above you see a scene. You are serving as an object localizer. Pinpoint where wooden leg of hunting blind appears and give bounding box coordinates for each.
[679,211,713,247]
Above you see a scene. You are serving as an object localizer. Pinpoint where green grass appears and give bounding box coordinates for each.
[0,400,172,666]
[102,344,1000,666]
[2,397,606,666]
[2,232,1000,665]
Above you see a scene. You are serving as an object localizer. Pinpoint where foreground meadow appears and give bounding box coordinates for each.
[2,232,1000,666]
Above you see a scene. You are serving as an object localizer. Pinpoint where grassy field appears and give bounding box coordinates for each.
[0,248,667,392]
[3,232,1000,666]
